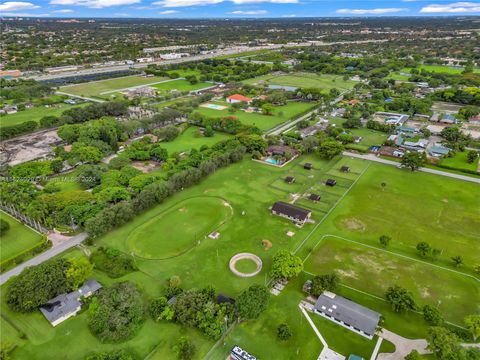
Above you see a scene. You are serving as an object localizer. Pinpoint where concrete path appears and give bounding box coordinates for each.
[299,304,328,347]
[377,329,430,360]
[371,336,384,360]
[55,91,105,103]
[0,232,87,286]
[343,151,480,184]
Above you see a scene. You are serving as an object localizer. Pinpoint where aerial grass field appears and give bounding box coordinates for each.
[196,100,316,130]
[242,72,356,92]
[152,79,213,93]
[1,153,478,359]
[0,212,44,264]
[159,126,231,153]
[439,151,479,172]
[304,236,479,322]
[0,103,89,128]
[59,75,168,98]
[126,196,232,259]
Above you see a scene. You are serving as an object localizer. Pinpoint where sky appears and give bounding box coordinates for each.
[0,0,479,18]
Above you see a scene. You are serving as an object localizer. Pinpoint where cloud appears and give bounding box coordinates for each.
[0,1,39,11]
[158,9,177,13]
[281,13,296,17]
[230,9,266,14]
[1,11,48,15]
[420,2,480,13]
[336,7,408,14]
[52,8,73,12]
[231,0,297,3]
[152,0,222,7]
[49,0,140,8]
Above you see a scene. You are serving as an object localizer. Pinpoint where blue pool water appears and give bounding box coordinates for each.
[264,158,280,165]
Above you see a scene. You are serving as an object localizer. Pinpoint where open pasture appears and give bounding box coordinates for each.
[242,72,356,92]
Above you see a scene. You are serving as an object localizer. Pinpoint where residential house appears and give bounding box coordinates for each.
[226,94,252,104]
[230,346,257,360]
[40,279,102,327]
[428,145,450,157]
[313,291,381,340]
[271,201,312,226]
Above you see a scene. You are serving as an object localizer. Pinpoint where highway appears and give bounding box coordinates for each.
[27,39,388,81]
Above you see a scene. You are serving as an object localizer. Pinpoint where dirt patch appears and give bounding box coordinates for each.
[337,269,359,280]
[178,207,188,212]
[442,198,449,203]
[355,253,384,273]
[420,287,431,298]
[131,160,160,173]
[341,217,367,232]
[262,239,272,251]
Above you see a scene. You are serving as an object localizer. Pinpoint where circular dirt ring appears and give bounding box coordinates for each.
[229,253,262,277]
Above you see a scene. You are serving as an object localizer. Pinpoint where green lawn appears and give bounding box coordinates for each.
[0,212,44,264]
[126,196,232,259]
[59,75,168,98]
[2,154,478,359]
[197,101,316,131]
[304,236,479,322]
[242,72,356,92]
[0,103,89,128]
[215,49,272,60]
[439,151,479,172]
[418,65,480,74]
[166,69,202,77]
[152,79,212,93]
[160,126,231,153]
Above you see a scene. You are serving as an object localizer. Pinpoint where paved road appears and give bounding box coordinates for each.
[344,151,480,184]
[377,329,429,360]
[27,39,388,81]
[0,233,87,286]
[267,92,347,136]
[55,91,105,103]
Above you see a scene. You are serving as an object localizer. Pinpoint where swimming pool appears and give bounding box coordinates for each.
[203,103,226,110]
[264,158,280,165]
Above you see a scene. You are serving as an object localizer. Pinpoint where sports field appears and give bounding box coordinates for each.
[0,212,44,264]
[152,79,212,93]
[58,75,168,98]
[0,103,89,128]
[126,196,232,259]
[159,126,231,153]
[242,72,356,92]
[196,101,316,130]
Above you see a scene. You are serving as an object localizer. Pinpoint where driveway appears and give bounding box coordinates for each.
[377,329,430,360]
[0,232,87,286]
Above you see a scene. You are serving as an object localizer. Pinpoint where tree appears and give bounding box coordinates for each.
[173,337,196,360]
[6,259,70,312]
[379,235,391,247]
[78,166,103,189]
[451,256,463,267]
[236,284,269,320]
[385,285,416,313]
[405,350,421,360]
[65,257,93,290]
[88,282,145,342]
[270,250,303,279]
[381,182,386,192]
[467,150,479,164]
[464,315,480,341]
[310,273,338,296]
[423,305,443,325]
[50,159,64,173]
[203,126,214,137]
[261,103,275,115]
[277,323,292,341]
[149,296,169,322]
[416,242,431,258]
[401,152,426,171]
[427,327,462,360]
[317,140,344,160]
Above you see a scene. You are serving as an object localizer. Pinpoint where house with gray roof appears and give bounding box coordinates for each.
[271,201,311,227]
[40,279,102,327]
[313,291,381,339]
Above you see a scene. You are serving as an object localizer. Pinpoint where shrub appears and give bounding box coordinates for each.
[277,323,292,341]
[91,247,137,278]
[0,219,10,235]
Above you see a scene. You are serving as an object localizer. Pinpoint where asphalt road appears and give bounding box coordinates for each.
[0,232,87,285]
[344,151,480,184]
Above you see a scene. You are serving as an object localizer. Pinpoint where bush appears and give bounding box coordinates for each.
[91,247,137,278]
[88,282,145,342]
[277,323,292,341]
[85,349,137,360]
[0,219,10,235]
[173,337,195,360]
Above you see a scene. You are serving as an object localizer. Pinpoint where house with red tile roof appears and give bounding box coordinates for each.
[226,94,252,104]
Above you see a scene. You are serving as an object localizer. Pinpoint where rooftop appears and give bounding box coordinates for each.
[272,201,311,222]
